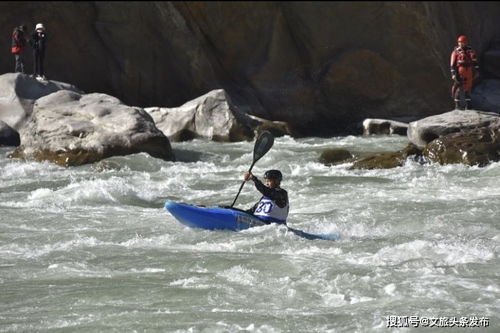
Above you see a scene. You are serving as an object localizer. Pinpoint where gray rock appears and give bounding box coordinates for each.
[247,114,295,138]
[350,144,422,170]
[407,110,500,148]
[0,73,83,130]
[423,127,500,167]
[319,149,354,166]
[11,90,173,166]
[362,119,408,136]
[145,89,255,142]
[0,120,20,146]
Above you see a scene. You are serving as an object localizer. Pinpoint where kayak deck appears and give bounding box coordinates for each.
[164,201,268,231]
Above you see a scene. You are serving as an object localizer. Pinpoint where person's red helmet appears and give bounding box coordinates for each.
[457,35,468,43]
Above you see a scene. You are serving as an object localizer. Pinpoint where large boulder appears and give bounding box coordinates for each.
[145,89,294,142]
[0,120,20,146]
[423,127,500,166]
[145,89,254,142]
[10,91,174,166]
[0,73,83,130]
[407,110,500,149]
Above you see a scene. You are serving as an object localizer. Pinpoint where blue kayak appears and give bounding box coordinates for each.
[164,201,268,231]
[164,201,340,241]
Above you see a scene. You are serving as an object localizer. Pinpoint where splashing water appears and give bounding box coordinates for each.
[0,135,499,332]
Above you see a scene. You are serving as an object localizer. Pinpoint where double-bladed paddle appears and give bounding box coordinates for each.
[230,130,274,207]
[228,131,340,241]
[285,226,341,241]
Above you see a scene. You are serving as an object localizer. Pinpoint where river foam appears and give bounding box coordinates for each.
[1,136,499,332]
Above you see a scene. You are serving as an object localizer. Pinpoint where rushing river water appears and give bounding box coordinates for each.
[0,135,499,332]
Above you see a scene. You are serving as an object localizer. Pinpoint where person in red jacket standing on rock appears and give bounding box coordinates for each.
[450,35,479,110]
[11,24,27,73]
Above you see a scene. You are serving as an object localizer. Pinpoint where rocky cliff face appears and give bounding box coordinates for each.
[2,2,500,136]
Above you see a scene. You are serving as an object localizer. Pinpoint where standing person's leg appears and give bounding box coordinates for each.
[33,51,39,76]
[454,86,466,110]
[461,67,473,110]
[19,53,25,74]
[464,90,472,110]
[452,83,459,109]
[39,51,45,78]
[14,54,21,72]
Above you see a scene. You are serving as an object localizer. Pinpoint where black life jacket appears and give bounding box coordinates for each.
[31,30,47,52]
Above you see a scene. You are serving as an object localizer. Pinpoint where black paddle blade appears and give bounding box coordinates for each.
[287,227,341,241]
[253,131,274,163]
[230,130,275,207]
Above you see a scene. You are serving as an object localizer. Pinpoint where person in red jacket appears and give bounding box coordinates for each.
[450,35,479,110]
[11,25,27,73]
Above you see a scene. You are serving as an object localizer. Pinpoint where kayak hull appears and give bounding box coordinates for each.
[164,201,268,231]
[164,201,341,241]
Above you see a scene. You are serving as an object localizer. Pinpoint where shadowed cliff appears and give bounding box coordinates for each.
[2,1,500,136]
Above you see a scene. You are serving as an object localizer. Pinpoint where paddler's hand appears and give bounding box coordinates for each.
[244,172,253,182]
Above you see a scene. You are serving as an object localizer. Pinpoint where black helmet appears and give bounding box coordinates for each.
[264,169,282,181]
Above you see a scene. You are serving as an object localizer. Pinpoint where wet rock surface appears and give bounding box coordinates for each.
[423,127,500,166]
[349,144,421,170]
[319,149,354,166]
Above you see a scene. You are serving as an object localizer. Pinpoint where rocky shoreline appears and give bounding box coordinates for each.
[323,110,500,168]
[1,73,499,168]
[0,73,292,166]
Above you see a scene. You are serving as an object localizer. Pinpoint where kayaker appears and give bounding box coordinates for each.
[243,169,289,225]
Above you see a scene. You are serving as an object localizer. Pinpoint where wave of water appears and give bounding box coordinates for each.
[1,135,499,332]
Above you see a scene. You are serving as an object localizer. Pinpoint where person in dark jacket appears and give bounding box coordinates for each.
[243,169,290,224]
[30,23,47,80]
[11,25,27,73]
